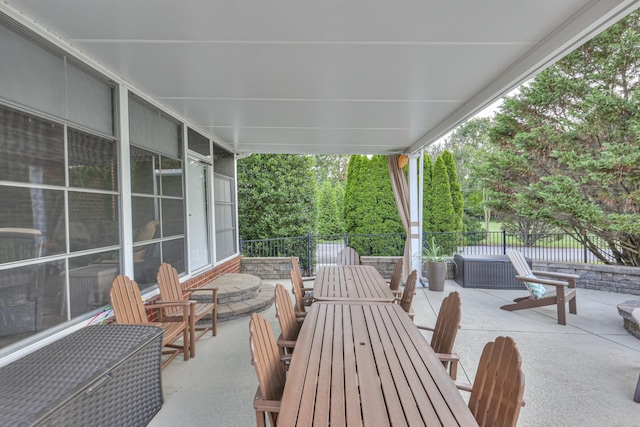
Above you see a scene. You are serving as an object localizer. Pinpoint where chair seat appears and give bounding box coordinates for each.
[163,302,215,322]
[155,321,187,345]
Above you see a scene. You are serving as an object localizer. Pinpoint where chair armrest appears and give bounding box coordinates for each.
[454,381,473,392]
[183,286,219,300]
[280,354,292,364]
[295,311,307,318]
[531,270,579,280]
[146,300,192,310]
[390,289,402,296]
[301,287,314,292]
[415,324,435,332]
[277,338,297,349]
[515,275,569,287]
[435,352,459,363]
[253,390,282,412]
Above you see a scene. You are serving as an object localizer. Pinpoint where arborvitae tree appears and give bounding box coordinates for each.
[343,155,404,255]
[343,155,364,233]
[422,154,433,232]
[317,181,344,235]
[441,150,464,231]
[237,154,316,240]
[430,155,457,254]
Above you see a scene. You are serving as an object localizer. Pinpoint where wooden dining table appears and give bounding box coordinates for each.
[313,265,396,302]
[278,301,478,426]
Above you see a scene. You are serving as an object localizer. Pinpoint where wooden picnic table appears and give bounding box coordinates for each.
[278,301,478,426]
[313,265,395,302]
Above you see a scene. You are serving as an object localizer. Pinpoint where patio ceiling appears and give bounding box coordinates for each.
[3,0,640,155]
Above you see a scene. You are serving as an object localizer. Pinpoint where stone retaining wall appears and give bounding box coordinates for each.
[241,256,293,279]
[238,256,640,295]
[534,260,640,295]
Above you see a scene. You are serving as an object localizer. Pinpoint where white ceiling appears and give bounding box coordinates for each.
[3,0,640,155]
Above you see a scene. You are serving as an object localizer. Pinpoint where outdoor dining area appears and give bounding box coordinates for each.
[145,258,640,427]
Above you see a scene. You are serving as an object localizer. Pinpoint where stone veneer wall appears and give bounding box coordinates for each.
[241,257,293,280]
[533,260,640,295]
[207,256,640,295]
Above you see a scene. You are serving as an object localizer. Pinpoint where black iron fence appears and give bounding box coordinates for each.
[240,231,614,275]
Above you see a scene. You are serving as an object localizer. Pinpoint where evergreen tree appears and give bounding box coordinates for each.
[237,154,316,240]
[441,150,464,231]
[317,181,344,235]
[430,155,457,254]
[475,10,640,265]
[422,154,433,232]
[343,155,404,255]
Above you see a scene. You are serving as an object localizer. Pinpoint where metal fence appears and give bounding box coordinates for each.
[240,231,613,275]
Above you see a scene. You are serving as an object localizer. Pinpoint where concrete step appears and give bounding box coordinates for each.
[218,283,275,322]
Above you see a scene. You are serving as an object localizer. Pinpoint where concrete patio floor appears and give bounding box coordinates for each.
[148,279,640,426]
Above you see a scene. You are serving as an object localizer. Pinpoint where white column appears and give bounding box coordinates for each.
[408,154,422,281]
[117,86,134,277]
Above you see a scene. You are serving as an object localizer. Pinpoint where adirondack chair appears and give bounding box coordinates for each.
[633,308,640,403]
[290,269,313,316]
[387,258,403,296]
[416,291,462,379]
[249,313,287,427]
[110,275,190,369]
[156,262,218,358]
[291,256,314,286]
[501,249,578,325]
[397,270,417,320]
[274,284,301,354]
[337,247,360,265]
[456,336,525,427]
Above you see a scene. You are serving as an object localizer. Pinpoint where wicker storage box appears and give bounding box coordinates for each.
[0,324,164,426]
[454,254,529,289]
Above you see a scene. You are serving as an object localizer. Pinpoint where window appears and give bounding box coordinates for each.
[129,97,185,286]
[213,145,237,260]
[0,104,119,350]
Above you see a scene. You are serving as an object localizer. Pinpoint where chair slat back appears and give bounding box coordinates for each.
[506,249,533,277]
[290,268,306,313]
[468,336,525,427]
[275,283,301,342]
[337,247,360,265]
[249,313,287,402]
[110,275,150,324]
[291,256,304,283]
[431,291,461,355]
[157,263,185,317]
[389,258,403,292]
[399,270,418,314]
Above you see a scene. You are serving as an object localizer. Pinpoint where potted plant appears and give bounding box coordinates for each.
[423,236,446,292]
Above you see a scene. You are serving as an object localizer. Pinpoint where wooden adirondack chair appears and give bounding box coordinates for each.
[501,249,578,325]
[456,336,525,427]
[633,308,640,403]
[274,284,301,354]
[156,263,218,358]
[397,270,417,319]
[290,269,313,316]
[110,275,190,369]
[387,258,403,296]
[416,291,462,379]
[337,247,360,265]
[249,313,287,427]
[291,256,314,285]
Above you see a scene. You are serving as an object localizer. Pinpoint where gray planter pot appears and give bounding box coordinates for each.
[426,261,446,292]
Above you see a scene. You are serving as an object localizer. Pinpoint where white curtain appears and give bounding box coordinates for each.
[387,155,412,282]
